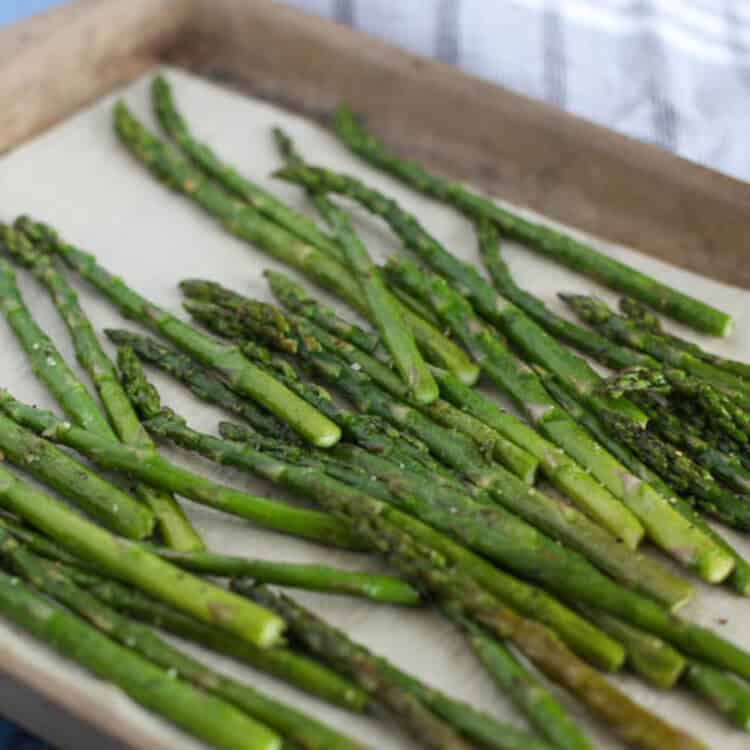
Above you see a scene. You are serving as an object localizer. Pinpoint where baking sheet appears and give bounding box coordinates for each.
[0,66,749,749]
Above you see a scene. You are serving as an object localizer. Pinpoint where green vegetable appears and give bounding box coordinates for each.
[0,389,362,551]
[5,221,202,551]
[114,100,479,385]
[0,463,285,648]
[0,562,281,750]
[17,215,341,448]
[332,104,732,336]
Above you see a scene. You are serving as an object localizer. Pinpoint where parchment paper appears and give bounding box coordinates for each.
[0,67,748,750]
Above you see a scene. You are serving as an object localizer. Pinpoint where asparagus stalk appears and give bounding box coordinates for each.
[266,269,381,354]
[115,320,448,481]
[453,615,593,750]
[538,368,750,596]
[104,329,298,442]
[598,410,750,531]
[4,223,202,551]
[302,435,693,610]
[684,661,750,730]
[332,104,732,336]
[152,75,343,258]
[272,126,348,245]
[579,606,686,689]
[0,389,362,551]
[645,407,750,494]
[16,218,340,448]
[0,563,282,750]
[0,463,284,647]
[244,334,664,582]
[0,513,370,712]
[602,366,750,446]
[76,573,369,713]
[240,584,556,750]
[562,294,750,403]
[241,505,704,749]
[0,410,153,539]
[142,545,420,605]
[273,162,647,426]
[183,289,538,482]
[316,197,439,404]
[386,254,735,583]
[112,101,479,385]
[620,297,750,380]
[263,272,539,479]
[2,539,364,750]
[147,415,624,670]
[215,418,691,619]
[476,218,657,370]
[0,254,113,436]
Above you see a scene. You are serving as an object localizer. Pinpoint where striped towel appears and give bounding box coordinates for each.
[283,0,750,182]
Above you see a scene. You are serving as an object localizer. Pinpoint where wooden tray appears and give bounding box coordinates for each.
[1,2,750,748]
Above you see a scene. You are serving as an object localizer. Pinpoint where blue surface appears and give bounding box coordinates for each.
[0,1,67,26]
[0,2,61,746]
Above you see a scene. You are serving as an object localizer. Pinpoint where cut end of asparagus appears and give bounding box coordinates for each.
[311,422,343,448]
[699,549,737,586]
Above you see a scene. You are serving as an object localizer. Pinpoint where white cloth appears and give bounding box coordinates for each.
[280,0,750,182]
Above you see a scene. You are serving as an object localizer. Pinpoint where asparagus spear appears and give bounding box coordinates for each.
[579,607,686,689]
[240,585,557,750]
[15,219,340,448]
[598,410,750,531]
[110,328,448,480]
[145,412,624,670]
[274,125,448,333]
[182,289,538,483]
[562,294,750,403]
[0,255,113,436]
[141,545,420,605]
[684,661,750,730]
[213,426,750,696]
[602,366,750,446]
[645,406,750,494]
[112,101,479,385]
[263,272,539,478]
[260,427,693,610]
[386,254,735,583]
[0,389,362,551]
[187,300,650,574]
[453,615,593,750]
[215,415,691,617]
[0,564,282,750]
[266,269,381,354]
[538,368,750,597]
[1,539,363,750]
[79,575,370,713]
[152,75,342,259]
[104,329,298,442]
[273,162,647,426]
[315,197,439,404]
[332,104,732,336]
[620,297,750,380]
[241,510,704,749]
[0,410,153,539]
[4,223,201,551]
[0,463,284,647]
[272,126,349,246]
[0,513,370,711]
[476,217,657,370]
